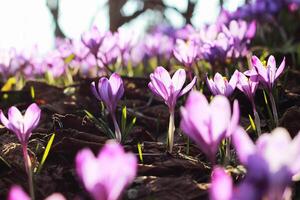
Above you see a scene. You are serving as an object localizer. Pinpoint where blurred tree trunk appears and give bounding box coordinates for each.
[47,0,65,38]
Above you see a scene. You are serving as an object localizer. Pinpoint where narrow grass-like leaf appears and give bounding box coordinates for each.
[137,142,143,163]
[30,86,35,100]
[36,133,55,174]
[121,106,127,134]
[84,110,115,139]
[248,114,256,131]
[123,117,136,142]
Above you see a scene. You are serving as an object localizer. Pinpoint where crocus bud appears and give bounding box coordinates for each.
[91,73,124,141]
[76,141,137,200]
[180,91,239,163]
[91,73,124,114]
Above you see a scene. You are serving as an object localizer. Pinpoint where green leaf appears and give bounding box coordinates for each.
[84,110,115,139]
[30,86,35,100]
[121,106,127,134]
[36,133,55,174]
[248,114,256,131]
[123,117,136,142]
[137,143,143,163]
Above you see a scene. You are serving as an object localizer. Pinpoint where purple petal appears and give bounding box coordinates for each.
[232,126,255,164]
[226,99,240,137]
[213,73,226,95]
[91,81,101,101]
[210,95,231,141]
[275,57,285,80]
[109,73,124,100]
[171,69,186,93]
[246,21,256,39]
[179,76,196,97]
[206,76,218,96]
[98,78,114,111]
[44,193,66,200]
[149,74,169,100]
[0,110,10,129]
[210,167,233,200]
[153,66,172,88]
[8,185,30,200]
[23,103,41,139]
[251,56,268,82]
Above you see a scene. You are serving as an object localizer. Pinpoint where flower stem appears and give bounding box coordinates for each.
[22,144,35,200]
[224,138,231,166]
[168,110,175,153]
[112,114,122,142]
[269,91,279,126]
[253,106,262,136]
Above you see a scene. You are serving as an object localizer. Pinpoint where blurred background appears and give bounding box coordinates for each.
[0,0,245,53]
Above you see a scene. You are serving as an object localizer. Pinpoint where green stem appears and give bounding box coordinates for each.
[168,110,175,153]
[224,138,231,166]
[251,99,261,136]
[112,114,122,142]
[253,106,262,136]
[269,91,279,126]
[22,144,35,200]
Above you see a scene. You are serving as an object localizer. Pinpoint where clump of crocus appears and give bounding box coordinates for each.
[250,55,285,126]
[148,66,196,153]
[8,185,65,200]
[76,141,137,200]
[236,71,261,135]
[0,103,41,200]
[232,127,300,199]
[206,70,239,97]
[180,91,239,164]
[91,73,124,142]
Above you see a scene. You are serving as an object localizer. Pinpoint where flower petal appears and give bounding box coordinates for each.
[179,76,196,97]
[91,81,101,101]
[210,167,233,200]
[275,57,285,80]
[23,103,41,138]
[171,69,186,93]
[251,56,268,82]
[232,126,255,164]
[8,185,30,200]
[109,73,124,100]
[210,95,231,141]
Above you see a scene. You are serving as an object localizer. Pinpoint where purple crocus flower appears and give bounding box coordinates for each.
[251,55,285,91]
[81,26,106,57]
[206,70,239,97]
[250,55,285,126]
[8,185,66,200]
[180,91,239,164]
[148,66,196,112]
[232,127,300,199]
[173,39,198,68]
[236,71,258,104]
[148,66,196,152]
[91,73,124,142]
[236,71,261,134]
[0,103,41,146]
[0,103,41,199]
[76,141,137,200]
